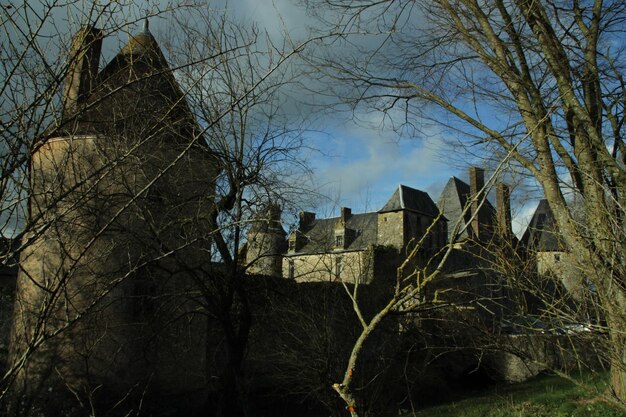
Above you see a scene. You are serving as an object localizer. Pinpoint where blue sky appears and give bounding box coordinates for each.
[303,114,539,237]
[218,0,539,236]
[306,115,453,209]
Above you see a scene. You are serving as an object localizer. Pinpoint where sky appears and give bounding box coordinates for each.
[219,0,540,236]
[0,0,540,237]
[100,0,541,237]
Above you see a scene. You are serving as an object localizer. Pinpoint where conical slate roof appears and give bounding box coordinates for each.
[99,20,172,81]
[119,20,164,59]
[379,185,440,217]
[521,199,562,251]
[249,205,287,237]
[54,21,199,143]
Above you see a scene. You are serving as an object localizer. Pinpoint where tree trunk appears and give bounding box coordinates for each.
[609,317,626,405]
[206,333,248,417]
[215,364,247,417]
[611,357,626,404]
[210,275,251,417]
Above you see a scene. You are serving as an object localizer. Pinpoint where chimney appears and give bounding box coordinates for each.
[63,26,103,116]
[268,204,282,223]
[288,211,315,253]
[469,166,485,240]
[496,183,512,238]
[340,207,351,224]
[299,211,316,230]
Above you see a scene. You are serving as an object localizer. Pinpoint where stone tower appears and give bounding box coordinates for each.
[377,185,442,251]
[246,204,287,277]
[9,23,216,414]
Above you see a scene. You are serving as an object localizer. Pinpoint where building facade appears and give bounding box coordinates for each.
[281,185,446,284]
[5,21,585,415]
[246,167,515,285]
[521,199,585,298]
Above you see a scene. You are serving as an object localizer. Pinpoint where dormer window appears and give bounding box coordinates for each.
[335,234,344,248]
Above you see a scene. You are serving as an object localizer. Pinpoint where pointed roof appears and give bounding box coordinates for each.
[438,177,471,239]
[438,176,496,242]
[53,21,199,143]
[521,199,562,251]
[99,19,171,80]
[249,205,287,237]
[379,185,440,217]
[119,19,162,57]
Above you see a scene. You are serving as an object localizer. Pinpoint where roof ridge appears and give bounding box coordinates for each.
[398,185,405,209]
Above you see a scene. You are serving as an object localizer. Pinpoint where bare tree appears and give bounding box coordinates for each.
[157,9,317,416]
[0,2,315,415]
[301,0,626,409]
[0,4,189,412]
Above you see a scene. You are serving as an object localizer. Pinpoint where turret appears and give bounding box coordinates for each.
[246,204,287,276]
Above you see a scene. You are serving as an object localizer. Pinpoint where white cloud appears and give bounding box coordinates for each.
[308,114,454,214]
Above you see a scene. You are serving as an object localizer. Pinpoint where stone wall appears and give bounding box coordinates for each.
[377,211,405,249]
[284,247,375,284]
[489,333,606,383]
[8,134,215,414]
[245,275,407,415]
[537,251,586,298]
[0,266,16,373]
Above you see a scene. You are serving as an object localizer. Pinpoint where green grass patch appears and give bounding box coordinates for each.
[405,374,625,417]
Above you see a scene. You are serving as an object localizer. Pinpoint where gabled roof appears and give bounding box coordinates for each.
[292,212,378,255]
[521,199,562,251]
[438,176,496,242]
[379,185,440,217]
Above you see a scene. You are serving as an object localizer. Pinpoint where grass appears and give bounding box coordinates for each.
[404,374,626,417]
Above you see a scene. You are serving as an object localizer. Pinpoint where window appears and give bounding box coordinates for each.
[335,234,344,248]
[554,254,561,263]
[335,256,342,280]
[288,259,295,279]
[288,239,295,252]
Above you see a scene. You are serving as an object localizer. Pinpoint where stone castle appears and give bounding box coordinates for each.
[245,167,517,284]
[0,23,578,416]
